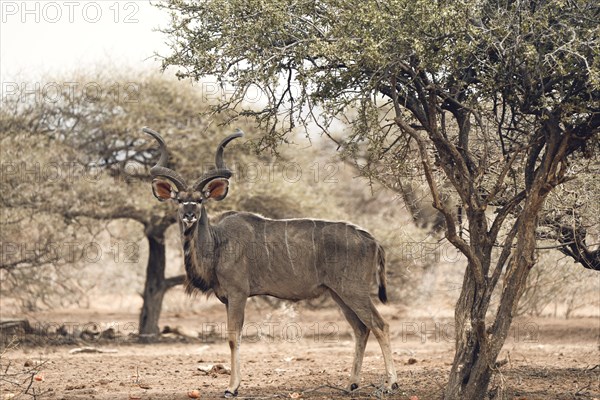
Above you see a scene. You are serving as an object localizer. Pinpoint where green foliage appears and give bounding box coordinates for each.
[159,0,598,147]
[159,0,599,260]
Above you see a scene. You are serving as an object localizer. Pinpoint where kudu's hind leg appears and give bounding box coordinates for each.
[225,297,247,398]
[336,293,398,391]
[330,291,370,390]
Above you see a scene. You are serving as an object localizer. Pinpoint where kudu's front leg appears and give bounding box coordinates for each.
[224,297,247,398]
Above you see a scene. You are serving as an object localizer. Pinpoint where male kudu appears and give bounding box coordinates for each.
[144,127,398,397]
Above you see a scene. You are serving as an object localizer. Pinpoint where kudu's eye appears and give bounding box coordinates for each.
[179,200,200,206]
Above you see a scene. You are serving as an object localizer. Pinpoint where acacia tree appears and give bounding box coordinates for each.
[0,73,277,336]
[1,75,186,335]
[158,0,599,397]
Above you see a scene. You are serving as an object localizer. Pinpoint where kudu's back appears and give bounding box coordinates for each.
[211,211,388,302]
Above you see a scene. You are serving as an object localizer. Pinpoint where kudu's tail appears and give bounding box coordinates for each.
[376,243,388,304]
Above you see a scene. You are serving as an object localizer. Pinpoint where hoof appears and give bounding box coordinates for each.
[391,382,399,390]
[224,390,238,398]
[350,383,358,391]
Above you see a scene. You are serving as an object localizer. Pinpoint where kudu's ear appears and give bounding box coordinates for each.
[203,178,229,201]
[152,178,176,202]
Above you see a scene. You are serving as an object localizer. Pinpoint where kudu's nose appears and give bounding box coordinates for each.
[183,212,196,221]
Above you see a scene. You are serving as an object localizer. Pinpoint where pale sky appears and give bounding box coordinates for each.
[1,0,171,83]
[0,1,333,140]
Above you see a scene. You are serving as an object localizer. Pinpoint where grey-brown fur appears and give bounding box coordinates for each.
[185,211,387,302]
[144,127,398,397]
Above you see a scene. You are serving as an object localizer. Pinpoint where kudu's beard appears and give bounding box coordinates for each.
[182,216,198,228]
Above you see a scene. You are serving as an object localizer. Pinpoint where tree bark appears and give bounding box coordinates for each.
[138,232,167,338]
[138,229,185,339]
[444,199,544,399]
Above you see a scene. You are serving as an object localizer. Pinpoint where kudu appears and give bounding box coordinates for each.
[144,127,398,397]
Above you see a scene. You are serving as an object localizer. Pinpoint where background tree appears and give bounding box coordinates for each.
[157,0,599,398]
[0,73,308,336]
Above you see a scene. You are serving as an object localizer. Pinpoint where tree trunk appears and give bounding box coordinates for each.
[138,229,187,340]
[444,208,540,399]
[138,232,168,339]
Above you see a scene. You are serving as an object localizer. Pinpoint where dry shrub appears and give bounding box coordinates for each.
[518,251,600,318]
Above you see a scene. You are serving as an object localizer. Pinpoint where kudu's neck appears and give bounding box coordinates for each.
[181,205,216,294]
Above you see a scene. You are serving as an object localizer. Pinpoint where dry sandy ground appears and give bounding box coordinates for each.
[1,302,598,399]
